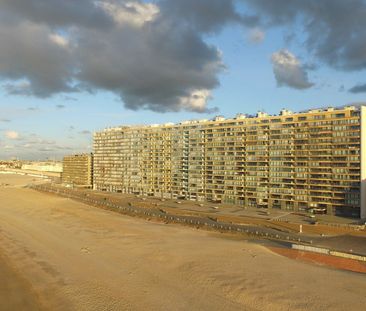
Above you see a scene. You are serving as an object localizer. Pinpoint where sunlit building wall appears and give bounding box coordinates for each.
[62,154,93,187]
[93,106,365,218]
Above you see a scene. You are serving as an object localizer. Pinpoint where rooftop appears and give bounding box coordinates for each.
[97,104,363,133]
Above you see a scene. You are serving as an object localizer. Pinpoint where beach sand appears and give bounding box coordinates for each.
[0,253,42,311]
[0,174,365,311]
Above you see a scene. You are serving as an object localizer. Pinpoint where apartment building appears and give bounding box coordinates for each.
[62,154,93,187]
[93,106,366,218]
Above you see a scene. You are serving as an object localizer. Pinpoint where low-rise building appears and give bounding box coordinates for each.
[21,161,63,173]
[0,160,22,169]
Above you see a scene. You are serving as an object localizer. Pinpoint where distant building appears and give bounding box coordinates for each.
[0,160,22,169]
[62,154,93,187]
[22,162,63,173]
[93,106,366,218]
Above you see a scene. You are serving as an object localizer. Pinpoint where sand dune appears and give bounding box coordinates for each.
[0,175,365,311]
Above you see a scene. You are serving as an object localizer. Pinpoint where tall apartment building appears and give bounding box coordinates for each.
[62,154,93,187]
[93,106,366,218]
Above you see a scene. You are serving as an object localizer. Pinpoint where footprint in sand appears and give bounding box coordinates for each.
[80,247,91,254]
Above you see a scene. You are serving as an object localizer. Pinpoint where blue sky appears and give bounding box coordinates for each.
[0,0,365,160]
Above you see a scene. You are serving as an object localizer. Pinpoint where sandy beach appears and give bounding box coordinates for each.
[0,174,366,311]
[0,253,41,311]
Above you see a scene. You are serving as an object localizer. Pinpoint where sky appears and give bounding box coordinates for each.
[0,0,365,160]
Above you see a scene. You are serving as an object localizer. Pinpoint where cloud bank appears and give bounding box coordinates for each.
[0,130,91,160]
[0,0,253,113]
[242,0,366,89]
[1,0,365,111]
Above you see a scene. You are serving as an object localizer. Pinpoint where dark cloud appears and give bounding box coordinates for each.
[0,0,113,29]
[76,19,223,112]
[37,144,81,154]
[0,0,251,113]
[61,95,78,101]
[0,17,75,98]
[79,130,91,135]
[349,83,366,93]
[56,104,65,109]
[0,119,11,122]
[54,145,73,150]
[3,82,33,96]
[38,147,55,152]
[27,107,39,111]
[159,0,257,33]
[242,0,366,71]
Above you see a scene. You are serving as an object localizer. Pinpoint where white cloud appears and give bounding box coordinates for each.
[179,89,212,112]
[271,50,314,89]
[49,33,69,48]
[248,28,265,43]
[98,1,159,27]
[5,130,20,140]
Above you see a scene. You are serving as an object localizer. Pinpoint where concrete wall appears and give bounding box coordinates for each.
[292,244,366,262]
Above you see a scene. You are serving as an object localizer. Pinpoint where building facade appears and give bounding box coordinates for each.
[93,106,366,218]
[62,154,93,187]
[22,162,63,173]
